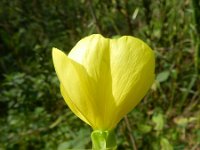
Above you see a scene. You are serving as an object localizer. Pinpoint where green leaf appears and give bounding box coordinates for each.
[138,124,152,133]
[152,113,164,131]
[57,142,72,150]
[156,70,170,82]
[160,137,173,150]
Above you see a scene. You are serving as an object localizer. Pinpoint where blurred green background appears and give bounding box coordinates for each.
[0,0,199,149]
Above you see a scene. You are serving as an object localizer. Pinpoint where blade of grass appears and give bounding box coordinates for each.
[192,0,200,75]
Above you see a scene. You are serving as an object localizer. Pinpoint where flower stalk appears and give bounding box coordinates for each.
[91,130,117,150]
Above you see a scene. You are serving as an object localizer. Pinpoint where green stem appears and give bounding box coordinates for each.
[91,130,117,150]
[192,0,200,75]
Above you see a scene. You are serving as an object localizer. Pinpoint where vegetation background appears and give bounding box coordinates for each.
[0,0,199,149]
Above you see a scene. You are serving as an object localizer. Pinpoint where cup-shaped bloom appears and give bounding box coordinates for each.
[52,34,155,130]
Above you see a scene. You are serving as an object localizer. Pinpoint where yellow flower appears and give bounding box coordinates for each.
[52,34,155,130]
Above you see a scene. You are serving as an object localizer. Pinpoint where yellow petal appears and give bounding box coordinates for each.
[60,84,90,125]
[110,36,155,127]
[52,48,98,128]
[68,35,116,129]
